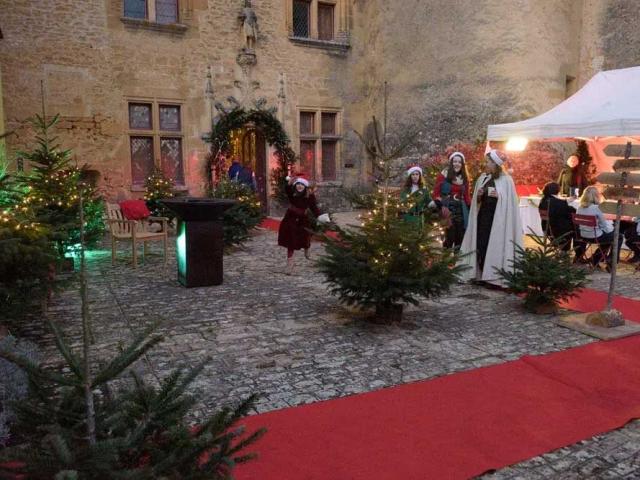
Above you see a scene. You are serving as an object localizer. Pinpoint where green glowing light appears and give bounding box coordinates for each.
[177,221,187,281]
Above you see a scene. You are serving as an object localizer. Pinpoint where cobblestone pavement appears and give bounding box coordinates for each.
[28,223,640,479]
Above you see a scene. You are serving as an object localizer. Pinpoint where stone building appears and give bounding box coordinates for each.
[0,0,638,212]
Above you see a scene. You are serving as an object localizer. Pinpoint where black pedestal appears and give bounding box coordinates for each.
[162,198,236,288]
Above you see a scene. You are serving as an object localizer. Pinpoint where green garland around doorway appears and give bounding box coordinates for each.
[205,106,296,202]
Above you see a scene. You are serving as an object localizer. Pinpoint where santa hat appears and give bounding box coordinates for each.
[406,165,423,176]
[293,173,309,187]
[449,151,465,163]
[487,149,505,166]
[286,172,310,187]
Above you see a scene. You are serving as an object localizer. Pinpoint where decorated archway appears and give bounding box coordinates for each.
[205,106,296,205]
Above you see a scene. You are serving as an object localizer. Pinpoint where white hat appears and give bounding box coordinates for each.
[449,151,465,162]
[406,166,423,176]
[294,177,309,187]
[487,149,505,166]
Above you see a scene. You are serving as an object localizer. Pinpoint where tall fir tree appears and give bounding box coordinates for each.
[0,153,56,322]
[0,190,265,479]
[15,114,104,259]
[317,114,466,322]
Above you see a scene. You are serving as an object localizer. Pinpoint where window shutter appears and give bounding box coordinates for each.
[156,0,178,24]
[321,141,336,181]
[318,3,334,41]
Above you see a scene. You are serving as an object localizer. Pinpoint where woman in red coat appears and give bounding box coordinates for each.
[432,152,472,251]
[278,175,322,274]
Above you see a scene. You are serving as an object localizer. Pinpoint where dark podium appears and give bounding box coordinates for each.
[161,198,236,287]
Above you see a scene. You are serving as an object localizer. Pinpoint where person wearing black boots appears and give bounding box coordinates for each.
[624,218,640,263]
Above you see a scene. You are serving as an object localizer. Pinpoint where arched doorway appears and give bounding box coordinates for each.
[241,127,267,210]
[228,125,268,211]
[207,106,296,209]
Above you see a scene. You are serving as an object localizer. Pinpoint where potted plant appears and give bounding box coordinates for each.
[496,233,589,314]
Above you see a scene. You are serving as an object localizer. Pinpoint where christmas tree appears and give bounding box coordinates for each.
[14,114,104,259]
[496,233,588,313]
[144,167,176,220]
[209,176,265,248]
[0,194,265,478]
[317,115,466,322]
[574,140,597,185]
[0,155,56,322]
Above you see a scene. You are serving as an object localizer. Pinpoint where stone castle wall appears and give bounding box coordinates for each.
[1,0,640,210]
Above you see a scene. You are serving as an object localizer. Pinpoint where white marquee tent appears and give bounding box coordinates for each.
[487,66,640,173]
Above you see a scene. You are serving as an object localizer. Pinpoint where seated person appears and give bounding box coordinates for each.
[538,182,582,254]
[623,217,640,263]
[576,186,624,266]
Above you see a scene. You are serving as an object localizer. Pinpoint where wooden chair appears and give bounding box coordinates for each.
[106,203,168,267]
[572,213,606,270]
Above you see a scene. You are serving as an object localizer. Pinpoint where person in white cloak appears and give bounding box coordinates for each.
[458,149,523,286]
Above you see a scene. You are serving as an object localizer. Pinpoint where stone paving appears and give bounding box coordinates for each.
[25,218,640,479]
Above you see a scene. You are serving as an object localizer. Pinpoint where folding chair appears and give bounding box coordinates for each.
[539,208,551,238]
[572,213,606,270]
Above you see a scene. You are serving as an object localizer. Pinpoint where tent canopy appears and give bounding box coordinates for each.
[487,66,640,172]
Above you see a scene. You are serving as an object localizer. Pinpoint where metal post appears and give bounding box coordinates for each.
[605,141,632,310]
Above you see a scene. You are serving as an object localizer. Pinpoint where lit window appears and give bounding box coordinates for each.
[128,102,184,186]
[298,110,341,182]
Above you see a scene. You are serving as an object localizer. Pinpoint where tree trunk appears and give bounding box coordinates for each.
[374,303,403,323]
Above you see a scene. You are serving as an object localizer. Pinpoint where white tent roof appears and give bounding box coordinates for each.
[487,66,640,172]
[488,66,640,140]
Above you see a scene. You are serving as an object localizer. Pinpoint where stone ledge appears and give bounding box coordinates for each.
[288,36,350,54]
[120,17,188,34]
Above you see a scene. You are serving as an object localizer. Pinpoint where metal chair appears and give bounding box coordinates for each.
[106,203,168,267]
[572,213,606,269]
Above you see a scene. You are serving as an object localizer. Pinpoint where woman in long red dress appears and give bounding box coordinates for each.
[278,175,322,274]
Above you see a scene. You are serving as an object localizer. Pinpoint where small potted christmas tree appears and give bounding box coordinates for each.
[317,114,465,322]
[496,233,589,314]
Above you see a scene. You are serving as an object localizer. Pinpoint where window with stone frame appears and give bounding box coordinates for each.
[290,0,342,42]
[292,0,311,38]
[298,110,341,182]
[128,101,185,187]
[123,0,179,24]
[124,0,147,19]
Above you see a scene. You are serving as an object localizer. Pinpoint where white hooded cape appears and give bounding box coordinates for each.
[458,172,523,286]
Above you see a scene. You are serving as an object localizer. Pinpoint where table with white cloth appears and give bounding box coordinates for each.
[519,196,544,236]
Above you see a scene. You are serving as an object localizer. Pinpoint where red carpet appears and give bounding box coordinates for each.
[236,337,640,480]
[561,287,640,323]
[259,217,282,232]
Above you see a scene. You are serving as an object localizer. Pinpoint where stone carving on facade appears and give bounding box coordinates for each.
[239,0,258,52]
[236,0,258,69]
